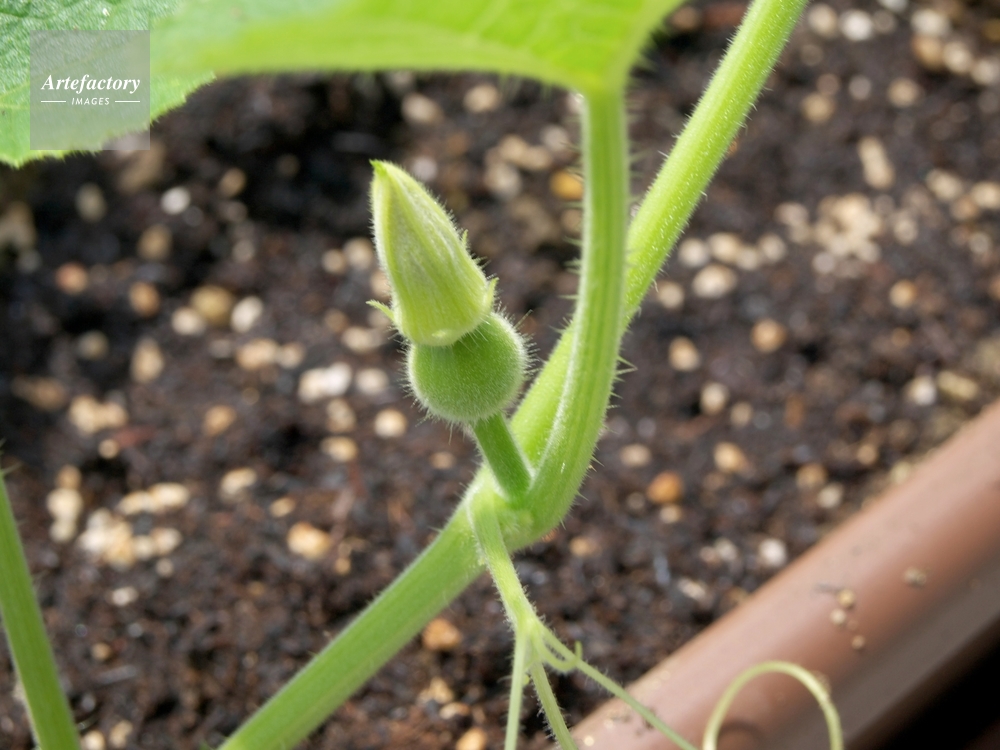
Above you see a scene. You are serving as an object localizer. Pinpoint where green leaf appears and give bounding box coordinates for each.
[0,0,210,167]
[3,0,682,167]
[150,0,680,93]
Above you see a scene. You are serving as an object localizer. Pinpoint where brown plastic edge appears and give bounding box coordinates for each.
[571,398,1000,750]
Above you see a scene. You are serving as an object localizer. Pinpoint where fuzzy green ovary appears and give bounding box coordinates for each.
[408,313,526,424]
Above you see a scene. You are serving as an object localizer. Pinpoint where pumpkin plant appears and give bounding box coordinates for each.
[0,0,844,747]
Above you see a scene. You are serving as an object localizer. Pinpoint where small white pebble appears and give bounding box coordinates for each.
[287,522,332,561]
[374,409,407,438]
[656,280,685,310]
[77,510,135,569]
[150,527,182,556]
[190,285,235,327]
[131,338,165,384]
[231,296,264,333]
[422,618,462,651]
[148,483,190,512]
[326,398,357,433]
[758,538,788,569]
[321,436,358,462]
[714,442,750,474]
[942,41,973,75]
[911,8,949,37]
[276,343,305,369]
[68,395,128,435]
[56,465,82,489]
[926,169,964,202]
[848,75,873,100]
[322,249,347,274]
[409,155,438,182]
[108,721,133,750]
[298,363,352,403]
[171,307,207,336]
[840,10,874,40]
[76,184,107,222]
[203,405,236,436]
[235,338,279,370]
[678,238,710,268]
[888,78,922,108]
[370,269,392,299]
[356,368,390,396]
[109,586,139,607]
[905,375,937,406]
[972,57,1000,87]
[270,497,296,517]
[889,280,917,308]
[692,264,738,298]
[430,451,456,470]
[76,331,109,361]
[401,92,443,125]
[758,234,787,263]
[796,463,828,491]
[858,136,895,189]
[700,382,730,415]
[218,167,247,198]
[160,186,191,215]
[730,402,754,427]
[569,536,601,558]
[342,326,384,353]
[456,728,487,750]
[128,281,161,318]
[817,482,845,509]
[54,262,89,295]
[970,182,1000,211]
[484,162,522,200]
[801,93,836,124]
[138,224,171,261]
[646,471,684,504]
[219,467,257,502]
[668,337,701,371]
[677,578,710,605]
[751,319,787,353]
[936,371,980,402]
[708,233,743,265]
[619,443,652,468]
[464,83,501,113]
[82,730,106,750]
[344,237,375,270]
[808,3,839,37]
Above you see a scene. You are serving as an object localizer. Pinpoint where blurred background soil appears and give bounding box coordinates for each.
[1,0,999,747]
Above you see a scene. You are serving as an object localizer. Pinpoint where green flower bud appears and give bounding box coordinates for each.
[408,313,527,424]
[370,161,493,347]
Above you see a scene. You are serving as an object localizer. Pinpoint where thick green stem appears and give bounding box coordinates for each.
[624,0,809,314]
[472,413,532,502]
[219,510,481,750]
[0,471,81,750]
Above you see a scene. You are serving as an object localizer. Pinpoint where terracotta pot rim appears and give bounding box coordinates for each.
[572,398,1000,750]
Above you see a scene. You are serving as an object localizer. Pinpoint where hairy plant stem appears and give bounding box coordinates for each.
[0,470,81,750]
[472,412,532,502]
[221,0,809,741]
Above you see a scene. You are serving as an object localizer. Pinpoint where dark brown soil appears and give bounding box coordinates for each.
[2,0,1000,748]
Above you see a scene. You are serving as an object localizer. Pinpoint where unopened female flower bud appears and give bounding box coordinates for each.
[370,161,493,347]
[408,313,527,424]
